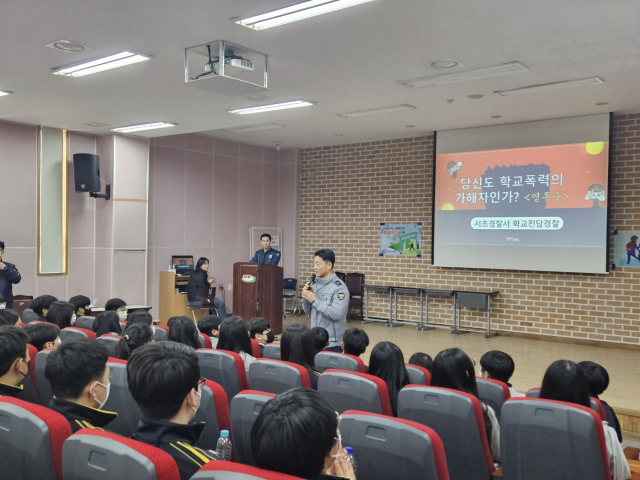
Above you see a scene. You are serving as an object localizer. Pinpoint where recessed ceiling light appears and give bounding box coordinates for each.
[495,77,603,97]
[111,122,175,133]
[491,115,502,118]
[228,100,315,115]
[335,134,343,136]
[245,93,273,102]
[596,102,609,106]
[46,40,90,53]
[337,104,416,118]
[406,125,415,128]
[52,51,151,77]
[226,123,284,133]
[431,60,459,69]
[467,94,484,99]
[400,61,529,88]
[236,0,374,30]
[0,90,13,97]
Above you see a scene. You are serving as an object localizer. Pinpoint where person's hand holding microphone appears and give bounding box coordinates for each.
[301,274,317,303]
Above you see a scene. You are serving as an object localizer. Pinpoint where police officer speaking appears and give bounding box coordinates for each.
[250,233,281,266]
[302,248,349,353]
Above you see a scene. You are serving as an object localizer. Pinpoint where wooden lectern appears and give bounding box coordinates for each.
[233,262,283,334]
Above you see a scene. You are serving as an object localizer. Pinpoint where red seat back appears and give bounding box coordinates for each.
[250,339,262,358]
[193,379,231,451]
[59,327,96,341]
[199,333,212,349]
[197,349,249,404]
[193,460,303,479]
[0,396,73,480]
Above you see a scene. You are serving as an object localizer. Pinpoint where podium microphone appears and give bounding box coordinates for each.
[309,274,316,291]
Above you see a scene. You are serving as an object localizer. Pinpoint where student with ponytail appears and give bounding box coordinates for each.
[115,324,154,361]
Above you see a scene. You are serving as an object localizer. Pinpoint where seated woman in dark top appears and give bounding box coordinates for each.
[251,388,355,480]
[186,257,227,319]
[368,341,410,416]
[281,323,321,390]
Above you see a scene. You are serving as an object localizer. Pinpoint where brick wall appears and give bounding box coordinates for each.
[298,114,640,345]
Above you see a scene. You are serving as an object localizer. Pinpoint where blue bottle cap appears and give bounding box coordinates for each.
[220,430,229,437]
[345,447,353,455]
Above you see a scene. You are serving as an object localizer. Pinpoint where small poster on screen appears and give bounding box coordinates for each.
[613,231,640,268]
[380,223,422,257]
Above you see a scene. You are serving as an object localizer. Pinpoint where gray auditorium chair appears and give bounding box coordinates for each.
[75,316,95,330]
[21,308,39,323]
[0,396,72,480]
[314,351,365,373]
[262,344,281,360]
[317,370,393,416]
[198,333,212,348]
[247,359,310,395]
[153,325,168,341]
[397,386,496,480]
[196,349,248,405]
[102,358,143,437]
[525,388,606,422]
[61,429,180,480]
[35,348,55,407]
[96,334,120,357]
[193,460,304,479]
[230,390,276,465]
[405,364,431,385]
[59,327,96,342]
[340,410,450,480]
[193,379,230,450]
[476,377,510,420]
[500,398,612,480]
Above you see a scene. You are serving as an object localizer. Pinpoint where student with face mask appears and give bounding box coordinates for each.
[105,298,128,322]
[0,241,22,310]
[248,317,274,356]
[0,326,30,398]
[45,338,116,432]
[129,342,216,480]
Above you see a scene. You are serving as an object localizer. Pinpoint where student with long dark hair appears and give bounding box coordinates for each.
[126,311,153,330]
[539,360,630,480]
[24,322,60,351]
[578,361,623,442]
[217,316,255,373]
[115,324,154,360]
[368,341,410,416]
[281,323,321,390]
[167,316,200,350]
[93,311,123,338]
[186,257,227,320]
[46,301,76,329]
[251,388,355,480]
[31,295,58,321]
[431,347,501,462]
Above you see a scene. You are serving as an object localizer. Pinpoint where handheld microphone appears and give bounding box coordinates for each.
[309,274,316,291]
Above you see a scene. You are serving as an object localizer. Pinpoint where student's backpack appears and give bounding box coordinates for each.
[627,242,636,252]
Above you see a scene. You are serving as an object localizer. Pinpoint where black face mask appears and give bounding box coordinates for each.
[266,331,275,344]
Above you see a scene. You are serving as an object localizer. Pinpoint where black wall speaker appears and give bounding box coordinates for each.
[73,153,101,193]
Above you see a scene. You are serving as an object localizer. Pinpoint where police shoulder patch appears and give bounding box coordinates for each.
[337,293,346,300]
[335,280,342,285]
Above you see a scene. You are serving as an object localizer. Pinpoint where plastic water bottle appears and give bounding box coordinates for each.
[216,430,232,461]
[345,446,357,474]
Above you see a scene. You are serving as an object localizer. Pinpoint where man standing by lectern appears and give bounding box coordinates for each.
[302,249,349,353]
[250,233,281,266]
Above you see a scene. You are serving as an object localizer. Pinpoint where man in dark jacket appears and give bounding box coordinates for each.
[250,233,281,265]
[0,241,21,310]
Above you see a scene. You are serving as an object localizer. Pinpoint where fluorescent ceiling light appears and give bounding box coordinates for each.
[111,122,175,133]
[337,104,416,118]
[0,90,12,97]
[53,51,151,77]
[495,77,604,97]
[226,123,284,133]
[237,0,374,30]
[228,100,314,115]
[400,62,529,88]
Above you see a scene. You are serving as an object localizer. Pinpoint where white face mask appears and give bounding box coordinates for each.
[71,314,76,325]
[332,432,342,458]
[192,388,201,415]
[118,311,127,320]
[93,381,111,409]
[0,304,5,310]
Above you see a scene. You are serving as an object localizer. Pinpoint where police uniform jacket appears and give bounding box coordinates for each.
[0,382,22,398]
[133,418,216,480]
[250,247,281,265]
[302,273,349,348]
[49,398,117,433]
[0,261,21,310]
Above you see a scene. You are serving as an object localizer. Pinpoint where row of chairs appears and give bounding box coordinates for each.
[0,387,617,480]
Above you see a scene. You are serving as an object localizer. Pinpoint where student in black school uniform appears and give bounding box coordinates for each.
[251,388,356,480]
[31,295,58,321]
[0,308,22,327]
[341,328,370,372]
[197,316,221,348]
[408,352,433,373]
[311,327,330,357]
[578,361,623,442]
[69,295,91,318]
[281,323,321,390]
[129,342,216,480]
[248,317,274,356]
[24,322,60,351]
[45,338,116,432]
[0,326,30,398]
[480,350,523,397]
[115,324,155,361]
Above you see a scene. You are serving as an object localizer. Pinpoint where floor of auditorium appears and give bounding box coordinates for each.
[282,314,640,446]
